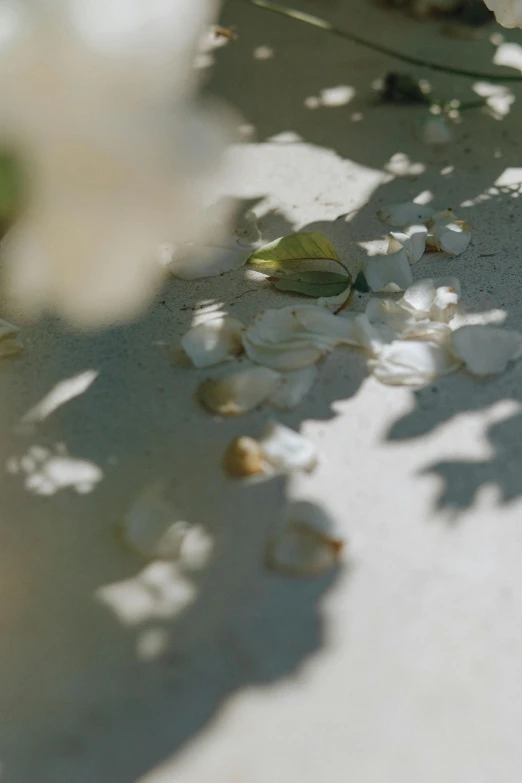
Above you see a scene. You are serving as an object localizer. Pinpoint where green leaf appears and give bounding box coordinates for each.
[247,232,346,273]
[268,271,351,298]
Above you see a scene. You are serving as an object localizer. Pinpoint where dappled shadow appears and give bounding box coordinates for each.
[4,0,522,780]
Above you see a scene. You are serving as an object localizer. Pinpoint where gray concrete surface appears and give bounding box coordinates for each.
[3,1,522,780]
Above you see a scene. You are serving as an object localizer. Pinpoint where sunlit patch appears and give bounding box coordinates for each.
[6,444,102,495]
[253,45,273,60]
[20,369,98,427]
[136,627,170,660]
[266,131,303,143]
[413,190,433,205]
[96,562,196,625]
[319,85,355,107]
[473,81,515,119]
[440,165,454,176]
[304,95,321,109]
[493,42,522,72]
[304,85,354,109]
[495,168,522,187]
[350,112,363,122]
[385,152,425,177]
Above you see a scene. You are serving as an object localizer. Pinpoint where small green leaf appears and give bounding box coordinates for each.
[247,232,346,273]
[268,271,351,298]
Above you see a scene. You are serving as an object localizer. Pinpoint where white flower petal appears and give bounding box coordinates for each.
[268,366,318,410]
[180,315,244,368]
[432,221,471,256]
[364,248,413,292]
[197,365,282,415]
[265,503,343,577]
[371,340,461,386]
[166,242,247,280]
[377,201,434,228]
[352,313,395,356]
[484,0,522,28]
[451,325,522,376]
[258,421,318,474]
[400,319,452,344]
[222,422,317,478]
[366,297,411,332]
[389,224,428,264]
[399,277,460,322]
[243,305,359,370]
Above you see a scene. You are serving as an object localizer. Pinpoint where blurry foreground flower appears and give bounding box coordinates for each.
[484,0,522,27]
[0,0,235,326]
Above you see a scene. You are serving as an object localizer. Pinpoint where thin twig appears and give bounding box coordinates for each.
[240,0,522,82]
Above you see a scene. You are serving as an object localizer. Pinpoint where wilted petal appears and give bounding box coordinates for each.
[180,315,244,368]
[388,224,427,264]
[243,305,359,370]
[259,421,317,473]
[197,365,281,415]
[371,339,461,385]
[377,201,434,228]
[268,366,318,410]
[265,502,343,577]
[399,277,460,322]
[431,220,471,256]
[222,421,317,478]
[451,324,522,376]
[364,248,413,292]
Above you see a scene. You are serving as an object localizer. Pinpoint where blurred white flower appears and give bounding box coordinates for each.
[484,0,522,28]
[0,0,235,326]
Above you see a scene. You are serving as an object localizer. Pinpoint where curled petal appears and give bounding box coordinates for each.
[377,201,434,228]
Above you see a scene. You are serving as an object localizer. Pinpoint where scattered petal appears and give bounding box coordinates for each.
[180,315,244,368]
[222,436,265,477]
[223,421,317,478]
[258,421,318,474]
[197,365,281,415]
[451,325,522,376]
[165,242,248,280]
[388,224,428,264]
[243,304,359,370]
[371,340,461,386]
[399,277,460,322]
[268,366,318,410]
[352,313,395,356]
[364,248,413,292]
[400,319,452,344]
[377,201,434,228]
[265,503,343,578]
[431,220,471,256]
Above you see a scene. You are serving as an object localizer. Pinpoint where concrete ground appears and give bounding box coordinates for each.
[2,1,522,781]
